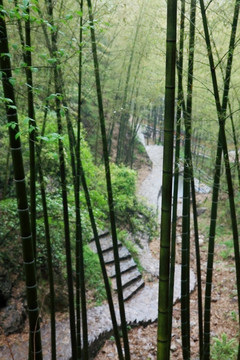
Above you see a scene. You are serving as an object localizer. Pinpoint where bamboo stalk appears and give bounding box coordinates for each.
[86,1,130,358]
[199,1,240,358]
[169,0,185,354]
[157,1,177,359]
[0,4,42,359]
[181,1,197,358]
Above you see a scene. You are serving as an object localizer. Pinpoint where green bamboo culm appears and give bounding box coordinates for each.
[228,104,240,189]
[25,4,37,261]
[46,1,77,358]
[116,0,145,165]
[76,1,88,358]
[86,1,131,359]
[79,157,124,360]
[0,3,42,359]
[199,1,240,358]
[181,1,197,358]
[36,147,56,360]
[13,0,37,261]
[15,3,57,357]
[157,1,177,359]
[191,178,203,358]
[168,0,185,352]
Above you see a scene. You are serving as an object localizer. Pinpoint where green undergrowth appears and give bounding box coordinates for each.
[84,245,107,306]
[118,230,143,273]
[0,132,156,306]
[197,186,240,262]
[211,333,238,360]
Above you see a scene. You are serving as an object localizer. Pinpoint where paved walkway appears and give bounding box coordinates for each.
[1,130,197,360]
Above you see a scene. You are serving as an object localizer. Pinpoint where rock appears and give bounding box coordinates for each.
[0,302,26,335]
[197,207,207,216]
[170,343,178,352]
[44,288,69,312]
[199,238,204,247]
[0,272,12,307]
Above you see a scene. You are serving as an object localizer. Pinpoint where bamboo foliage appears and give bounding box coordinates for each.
[157,1,177,359]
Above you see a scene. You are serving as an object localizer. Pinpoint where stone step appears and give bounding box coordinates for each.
[111,268,142,290]
[89,235,122,254]
[122,278,145,301]
[106,258,137,278]
[103,246,131,264]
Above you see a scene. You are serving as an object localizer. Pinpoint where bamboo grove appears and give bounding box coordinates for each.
[0,0,240,360]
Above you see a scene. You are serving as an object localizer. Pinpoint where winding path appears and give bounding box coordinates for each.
[1,131,196,360]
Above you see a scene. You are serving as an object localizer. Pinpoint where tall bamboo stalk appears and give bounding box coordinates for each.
[76,1,88,358]
[191,178,203,358]
[25,4,37,261]
[46,1,77,357]
[36,146,56,360]
[181,1,197,358]
[168,0,185,352]
[116,1,145,164]
[199,1,240,358]
[228,105,240,189]
[14,3,57,357]
[86,1,130,358]
[79,157,124,360]
[14,0,37,260]
[0,3,42,359]
[157,1,177,359]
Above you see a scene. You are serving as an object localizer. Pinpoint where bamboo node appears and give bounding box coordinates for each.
[10,146,21,151]
[26,284,37,289]
[23,259,35,265]
[17,207,29,212]
[21,235,32,240]
[28,306,39,312]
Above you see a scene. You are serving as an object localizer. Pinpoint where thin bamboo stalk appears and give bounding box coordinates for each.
[14,0,37,259]
[86,1,130,358]
[36,146,56,360]
[76,1,88,358]
[14,3,56,357]
[199,1,240,358]
[169,0,185,353]
[0,4,42,359]
[79,157,124,360]
[157,1,177,359]
[116,1,145,164]
[181,1,197,358]
[46,1,77,357]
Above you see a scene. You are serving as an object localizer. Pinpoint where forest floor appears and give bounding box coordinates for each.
[95,164,239,359]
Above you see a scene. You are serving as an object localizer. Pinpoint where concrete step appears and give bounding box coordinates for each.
[111,268,142,290]
[106,258,137,278]
[122,278,145,301]
[88,231,145,302]
[89,235,122,254]
[103,246,131,264]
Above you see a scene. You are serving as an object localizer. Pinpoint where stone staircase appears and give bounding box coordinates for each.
[88,231,144,301]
